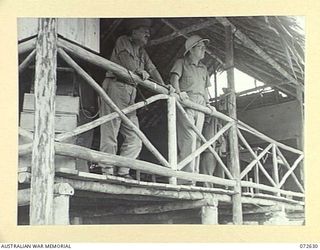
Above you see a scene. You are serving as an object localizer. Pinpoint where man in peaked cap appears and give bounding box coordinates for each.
[99,18,165,179]
[170,35,216,184]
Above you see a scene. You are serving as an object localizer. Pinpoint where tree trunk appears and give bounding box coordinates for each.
[30,18,57,225]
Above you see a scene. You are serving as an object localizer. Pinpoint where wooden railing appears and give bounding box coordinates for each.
[237,122,304,200]
[18,36,304,204]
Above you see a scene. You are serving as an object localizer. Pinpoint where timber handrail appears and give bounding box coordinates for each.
[241,180,304,198]
[19,127,33,140]
[19,143,32,155]
[237,126,304,194]
[18,37,37,55]
[19,49,36,74]
[237,121,304,195]
[181,99,232,122]
[55,94,168,142]
[238,121,303,155]
[54,142,237,187]
[58,38,169,94]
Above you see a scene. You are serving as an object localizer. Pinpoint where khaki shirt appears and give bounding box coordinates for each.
[106,35,156,78]
[170,57,211,100]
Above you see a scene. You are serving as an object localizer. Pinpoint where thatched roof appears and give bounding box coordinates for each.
[100,16,304,98]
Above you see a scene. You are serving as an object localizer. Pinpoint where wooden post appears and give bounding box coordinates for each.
[264,205,289,225]
[272,144,280,196]
[213,67,218,109]
[225,24,243,224]
[53,183,74,225]
[201,198,218,224]
[296,86,304,184]
[168,95,177,185]
[254,163,260,194]
[136,170,141,181]
[30,18,57,225]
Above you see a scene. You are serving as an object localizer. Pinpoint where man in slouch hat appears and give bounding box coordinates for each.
[99,18,164,179]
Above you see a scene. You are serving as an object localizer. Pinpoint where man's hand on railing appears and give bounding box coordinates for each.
[135,69,150,81]
[206,103,216,113]
[168,85,176,94]
[178,91,189,102]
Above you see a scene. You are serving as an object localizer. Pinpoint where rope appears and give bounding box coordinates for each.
[78,82,100,119]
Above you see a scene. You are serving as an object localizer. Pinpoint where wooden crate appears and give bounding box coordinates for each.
[20,111,77,133]
[23,93,79,115]
[19,93,80,170]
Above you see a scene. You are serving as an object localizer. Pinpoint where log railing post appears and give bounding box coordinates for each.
[254,162,260,194]
[168,95,177,185]
[272,144,280,196]
[225,24,243,224]
[296,85,304,184]
[201,198,218,224]
[30,18,57,225]
[53,183,74,225]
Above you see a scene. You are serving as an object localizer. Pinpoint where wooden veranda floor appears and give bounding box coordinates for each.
[18,167,305,225]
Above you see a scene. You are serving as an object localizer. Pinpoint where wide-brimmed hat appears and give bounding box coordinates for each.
[126,18,152,31]
[184,35,209,56]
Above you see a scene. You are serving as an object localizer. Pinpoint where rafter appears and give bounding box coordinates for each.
[216,17,304,90]
[19,49,36,74]
[101,19,123,43]
[149,19,217,46]
[160,18,225,68]
[241,62,297,97]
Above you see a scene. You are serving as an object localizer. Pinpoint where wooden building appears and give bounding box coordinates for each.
[18,17,304,225]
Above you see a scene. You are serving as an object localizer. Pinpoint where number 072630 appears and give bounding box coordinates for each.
[300,244,319,248]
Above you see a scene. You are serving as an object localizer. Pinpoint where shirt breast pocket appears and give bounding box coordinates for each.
[181,75,193,89]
